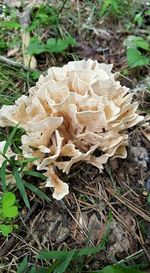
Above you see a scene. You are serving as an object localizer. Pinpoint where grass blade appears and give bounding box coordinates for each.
[75,246,104,257]
[17,256,28,273]
[101,265,145,273]
[37,246,103,261]
[3,123,19,154]
[24,181,51,202]
[37,211,113,265]
[45,260,61,273]
[13,168,30,209]
[0,159,8,191]
[54,250,76,273]
[23,170,47,180]
[37,250,69,260]
[15,157,39,165]
[28,265,36,273]
[34,268,48,273]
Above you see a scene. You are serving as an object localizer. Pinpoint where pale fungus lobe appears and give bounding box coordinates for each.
[0,59,143,199]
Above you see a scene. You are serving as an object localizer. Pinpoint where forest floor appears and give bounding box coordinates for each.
[0,0,150,272]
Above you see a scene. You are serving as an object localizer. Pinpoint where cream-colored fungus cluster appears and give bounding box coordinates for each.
[0,59,143,199]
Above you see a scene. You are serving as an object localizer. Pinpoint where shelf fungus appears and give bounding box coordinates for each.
[0,59,143,199]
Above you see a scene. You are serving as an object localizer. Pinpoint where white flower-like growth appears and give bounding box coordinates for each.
[0,60,143,199]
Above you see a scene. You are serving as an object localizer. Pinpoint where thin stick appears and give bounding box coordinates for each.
[0,55,36,71]
[106,187,150,222]
[116,249,144,265]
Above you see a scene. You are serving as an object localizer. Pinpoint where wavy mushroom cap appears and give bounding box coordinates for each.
[0,59,143,199]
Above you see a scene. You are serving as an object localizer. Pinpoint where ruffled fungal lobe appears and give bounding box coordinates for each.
[0,60,143,199]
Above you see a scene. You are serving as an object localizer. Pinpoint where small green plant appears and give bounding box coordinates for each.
[0,191,19,236]
[0,125,51,212]
[0,5,21,53]
[125,35,150,68]
[17,251,146,273]
[28,5,59,32]
[134,9,150,27]
[27,35,77,55]
[25,3,76,57]
[99,0,132,19]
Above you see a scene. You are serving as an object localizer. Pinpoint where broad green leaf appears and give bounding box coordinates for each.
[46,38,68,53]
[28,36,76,55]
[13,168,30,209]
[0,224,13,236]
[3,205,18,218]
[0,159,8,191]
[127,48,149,68]
[133,37,149,51]
[46,36,76,53]
[125,36,149,51]
[2,192,18,218]
[17,256,28,273]
[64,35,77,46]
[2,192,16,207]
[27,41,46,55]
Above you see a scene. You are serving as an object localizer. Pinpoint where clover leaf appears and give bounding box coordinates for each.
[0,224,13,236]
[2,192,18,218]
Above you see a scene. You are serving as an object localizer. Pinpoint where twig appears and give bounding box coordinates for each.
[57,200,95,246]
[20,4,37,69]
[59,0,68,14]
[0,55,36,71]
[116,249,144,265]
[106,187,150,222]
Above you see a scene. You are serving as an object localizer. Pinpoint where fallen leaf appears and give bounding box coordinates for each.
[7,47,19,57]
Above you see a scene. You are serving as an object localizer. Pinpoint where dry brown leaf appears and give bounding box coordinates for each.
[88,214,102,244]
[7,47,19,57]
[108,212,136,256]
